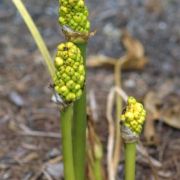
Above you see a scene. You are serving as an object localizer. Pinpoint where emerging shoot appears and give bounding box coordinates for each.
[121,96,146,135]
[120,96,146,180]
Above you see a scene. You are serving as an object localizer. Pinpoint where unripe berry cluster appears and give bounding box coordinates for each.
[59,0,90,33]
[53,42,85,102]
[121,97,146,135]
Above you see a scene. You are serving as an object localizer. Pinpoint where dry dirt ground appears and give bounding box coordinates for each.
[0,0,180,179]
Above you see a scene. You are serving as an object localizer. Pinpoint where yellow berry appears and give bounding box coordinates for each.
[128,96,136,105]
[125,112,134,121]
[120,96,146,134]
[121,115,125,121]
[55,57,64,67]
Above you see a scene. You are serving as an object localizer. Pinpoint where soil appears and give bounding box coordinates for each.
[0,0,179,179]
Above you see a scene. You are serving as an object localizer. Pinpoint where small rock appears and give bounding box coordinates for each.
[22,172,34,180]
[9,91,24,107]
[124,79,136,88]
[2,171,11,180]
[46,148,61,159]
[46,163,64,178]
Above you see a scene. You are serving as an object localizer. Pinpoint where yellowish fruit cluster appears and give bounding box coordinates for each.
[59,0,90,33]
[121,97,146,135]
[53,42,85,102]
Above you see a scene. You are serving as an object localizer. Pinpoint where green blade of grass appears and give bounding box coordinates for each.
[12,0,55,79]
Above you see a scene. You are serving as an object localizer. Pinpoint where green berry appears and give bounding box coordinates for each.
[74,84,80,91]
[66,92,76,101]
[76,89,82,98]
[66,80,74,89]
[59,86,68,94]
[79,65,84,74]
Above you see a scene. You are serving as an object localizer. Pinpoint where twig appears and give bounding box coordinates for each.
[137,143,161,180]
[46,156,62,164]
[114,87,128,102]
[87,55,116,67]
[89,90,99,122]
[137,143,162,168]
[106,87,128,180]
[113,58,128,175]
[106,87,116,180]
[21,143,40,150]
[18,124,61,138]
[42,169,53,180]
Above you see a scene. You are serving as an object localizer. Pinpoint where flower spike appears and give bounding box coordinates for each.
[121,96,146,135]
[59,0,90,33]
[53,42,85,103]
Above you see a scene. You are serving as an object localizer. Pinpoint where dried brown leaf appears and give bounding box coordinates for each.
[121,30,148,70]
[160,95,180,129]
[144,84,180,144]
[145,0,163,14]
[87,31,148,71]
[87,55,116,68]
[121,30,145,58]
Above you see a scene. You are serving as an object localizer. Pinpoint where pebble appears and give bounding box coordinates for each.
[9,91,24,107]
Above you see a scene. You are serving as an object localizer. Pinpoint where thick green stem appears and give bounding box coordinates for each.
[125,142,136,180]
[61,105,75,180]
[73,43,87,180]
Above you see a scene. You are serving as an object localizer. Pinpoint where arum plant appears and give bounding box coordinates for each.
[53,42,85,180]
[58,1,91,180]
[120,97,146,180]
[13,0,90,179]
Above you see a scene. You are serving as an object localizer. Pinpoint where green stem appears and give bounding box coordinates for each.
[125,142,136,180]
[61,105,75,180]
[73,43,87,180]
[94,160,102,180]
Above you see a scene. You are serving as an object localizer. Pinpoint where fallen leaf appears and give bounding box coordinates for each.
[21,152,39,163]
[87,30,148,71]
[145,0,163,15]
[87,55,116,68]
[144,81,180,144]
[160,94,180,129]
[121,30,145,58]
[147,81,180,129]
[121,30,148,70]
[144,92,160,145]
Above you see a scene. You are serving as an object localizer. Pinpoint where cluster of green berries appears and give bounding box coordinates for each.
[53,42,85,102]
[59,0,90,33]
[121,97,146,135]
